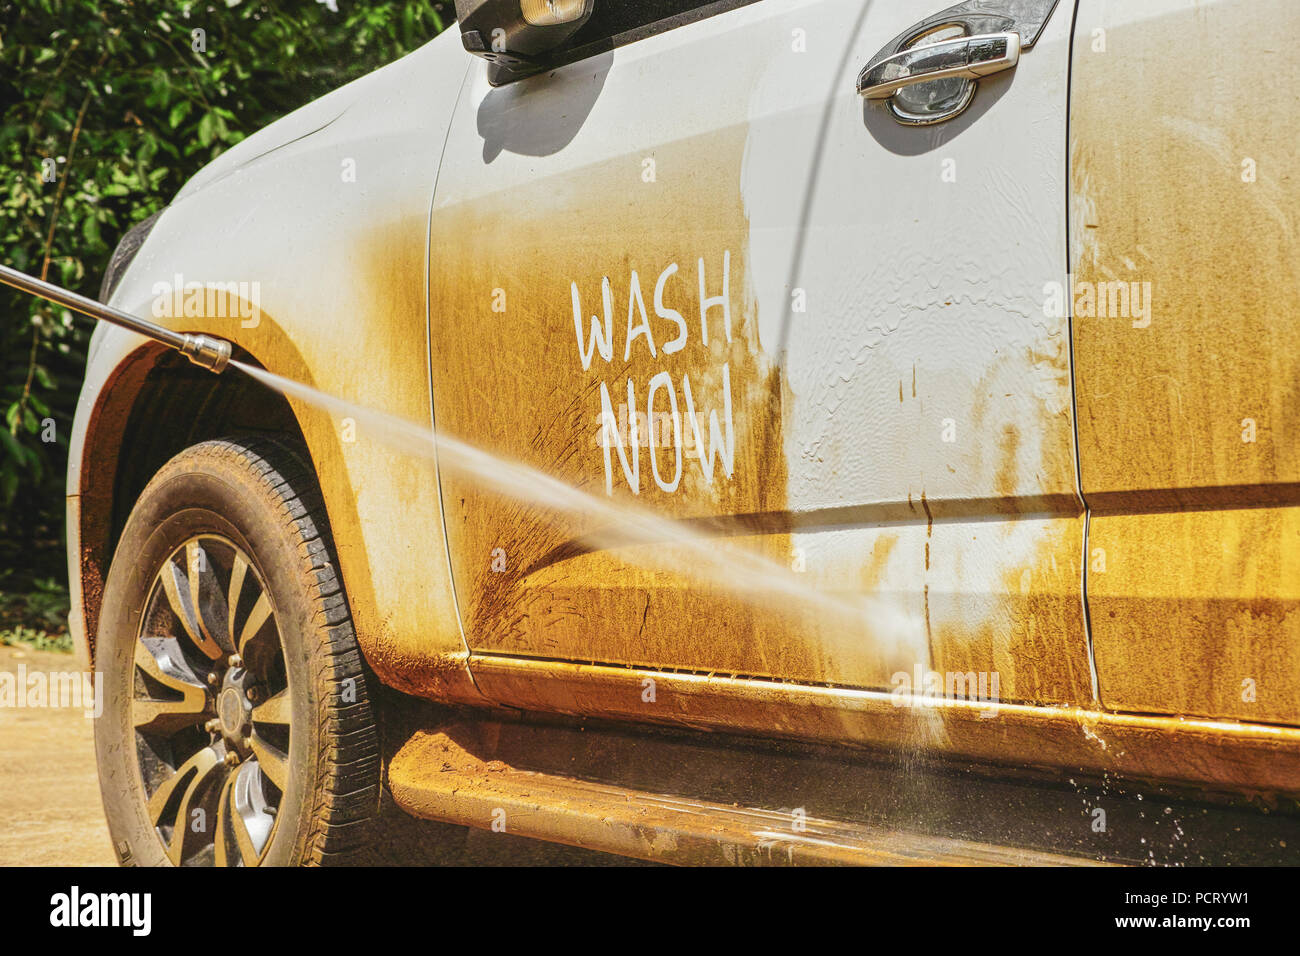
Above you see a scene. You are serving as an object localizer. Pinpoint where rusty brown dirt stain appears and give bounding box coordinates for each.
[929,517,1091,706]
[859,533,899,592]
[923,583,932,663]
[1071,0,1300,724]
[994,424,1021,502]
[424,125,877,685]
[1089,508,1300,724]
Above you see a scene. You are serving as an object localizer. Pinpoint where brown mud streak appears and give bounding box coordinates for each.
[220,216,473,700]
[922,491,933,666]
[315,217,478,698]
[924,299,1091,706]
[1072,0,1300,725]
[994,424,1021,503]
[427,125,834,684]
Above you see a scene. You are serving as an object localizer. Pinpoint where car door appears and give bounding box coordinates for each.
[1071,0,1300,725]
[427,0,1092,716]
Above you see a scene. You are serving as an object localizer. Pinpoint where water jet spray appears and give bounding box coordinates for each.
[0,260,911,655]
[230,360,911,645]
[0,263,231,373]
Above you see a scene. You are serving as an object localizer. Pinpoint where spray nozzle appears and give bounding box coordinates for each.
[0,262,232,376]
[179,334,232,374]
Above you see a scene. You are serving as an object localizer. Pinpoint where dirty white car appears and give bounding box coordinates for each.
[69,0,1300,866]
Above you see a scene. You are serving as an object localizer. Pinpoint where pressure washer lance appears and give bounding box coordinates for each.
[0,262,231,373]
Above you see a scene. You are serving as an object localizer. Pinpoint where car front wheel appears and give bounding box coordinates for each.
[94,436,379,866]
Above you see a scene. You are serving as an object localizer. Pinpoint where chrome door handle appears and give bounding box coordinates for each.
[858,0,1059,125]
[857,31,1020,100]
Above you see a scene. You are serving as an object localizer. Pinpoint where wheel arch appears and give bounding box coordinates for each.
[69,340,305,669]
[68,332,483,709]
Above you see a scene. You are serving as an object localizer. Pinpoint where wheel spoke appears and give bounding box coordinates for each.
[186,540,232,655]
[132,695,209,736]
[226,552,249,642]
[160,556,223,660]
[237,592,275,659]
[146,745,222,864]
[229,800,262,866]
[251,689,291,727]
[249,730,289,791]
[230,761,274,864]
[214,773,235,867]
[132,640,209,735]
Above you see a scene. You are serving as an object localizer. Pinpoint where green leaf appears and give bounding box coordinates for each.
[0,428,23,464]
[168,100,192,129]
[82,214,101,247]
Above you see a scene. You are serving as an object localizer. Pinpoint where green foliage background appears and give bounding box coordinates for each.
[0,0,452,637]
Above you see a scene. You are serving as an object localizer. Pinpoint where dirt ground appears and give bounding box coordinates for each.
[0,644,115,865]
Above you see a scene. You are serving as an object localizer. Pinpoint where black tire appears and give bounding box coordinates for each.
[94,436,379,866]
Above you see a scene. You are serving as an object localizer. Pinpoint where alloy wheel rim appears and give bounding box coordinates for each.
[130,534,291,866]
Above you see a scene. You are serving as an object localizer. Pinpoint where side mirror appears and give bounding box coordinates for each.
[455,0,596,84]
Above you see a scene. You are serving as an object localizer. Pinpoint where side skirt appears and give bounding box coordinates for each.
[386,717,1107,866]
[465,654,1300,798]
